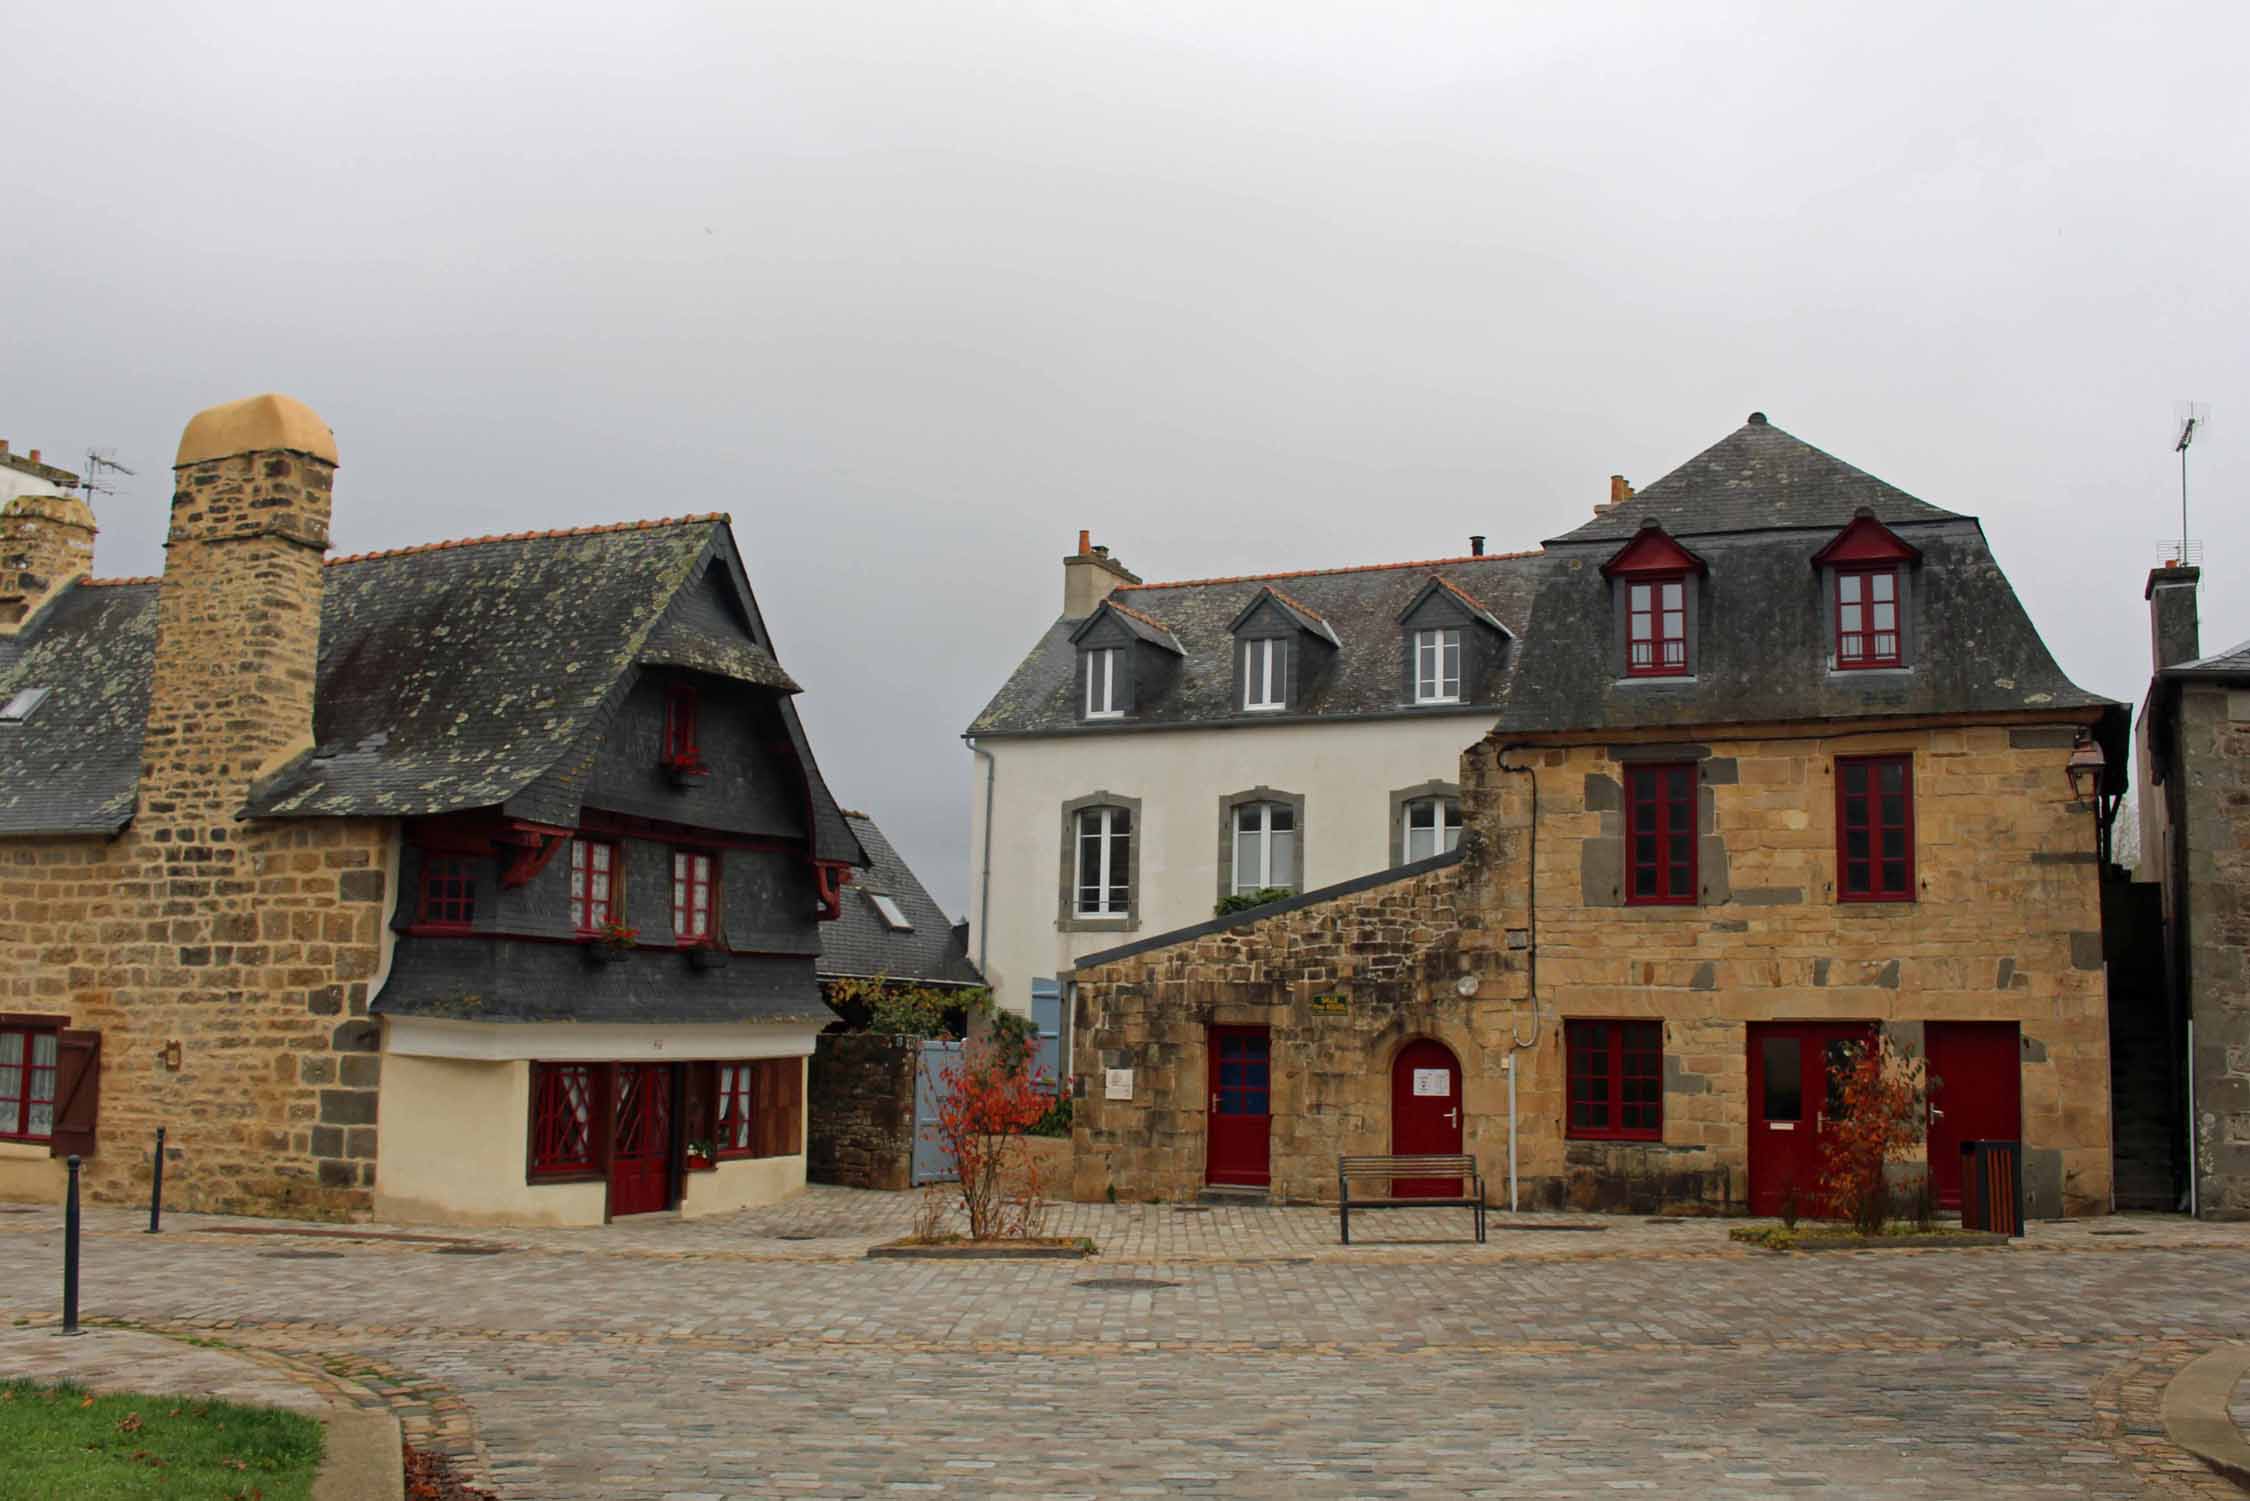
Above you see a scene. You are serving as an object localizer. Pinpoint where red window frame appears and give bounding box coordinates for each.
[0,1024,59,1142]
[663,684,702,769]
[715,1059,802,1159]
[1624,763,1698,905]
[672,850,716,943]
[1837,754,1915,901]
[1566,1019,1664,1140]
[1626,574,1689,677]
[1835,565,1902,668]
[418,854,477,928]
[568,838,618,933]
[528,1062,603,1178]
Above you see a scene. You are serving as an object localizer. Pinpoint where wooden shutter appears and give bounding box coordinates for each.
[48,1030,100,1159]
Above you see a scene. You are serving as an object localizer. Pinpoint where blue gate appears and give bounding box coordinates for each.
[912,1039,963,1185]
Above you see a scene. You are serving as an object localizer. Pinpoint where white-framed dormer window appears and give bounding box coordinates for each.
[1413,628,1461,704]
[1085,647,1124,719]
[1401,797,1463,863]
[1243,638,1285,711]
[1075,805,1132,917]
[1231,800,1297,895]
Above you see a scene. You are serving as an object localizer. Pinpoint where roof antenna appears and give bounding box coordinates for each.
[80,446,137,508]
[2167,402,2210,572]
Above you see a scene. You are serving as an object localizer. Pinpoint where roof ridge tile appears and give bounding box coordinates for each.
[80,575,162,587]
[1119,549,1540,592]
[325,513,731,568]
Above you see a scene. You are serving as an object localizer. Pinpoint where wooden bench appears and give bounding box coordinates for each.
[1337,1155,1487,1244]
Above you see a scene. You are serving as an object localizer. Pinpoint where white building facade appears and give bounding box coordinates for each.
[966,534,1541,1017]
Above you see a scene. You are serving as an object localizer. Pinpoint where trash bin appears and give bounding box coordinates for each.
[1960,1140,2024,1237]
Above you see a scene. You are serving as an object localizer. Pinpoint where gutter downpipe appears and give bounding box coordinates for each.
[1495,743,1540,1215]
[968,735,996,978]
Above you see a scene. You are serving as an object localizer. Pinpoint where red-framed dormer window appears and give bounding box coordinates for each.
[1626,577,1688,676]
[663,685,702,770]
[568,839,617,932]
[419,855,477,928]
[672,850,716,943]
[1835,566,1901,668]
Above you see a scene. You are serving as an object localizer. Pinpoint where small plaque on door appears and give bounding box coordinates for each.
[1105,1068,1134,1101]
[1412,1068,1450,1097]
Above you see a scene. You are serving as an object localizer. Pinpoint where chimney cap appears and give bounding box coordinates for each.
[1469,534,1485,556]
[1747,411,1768,426]
[2145,564,2201,600]
[176,393,338,468]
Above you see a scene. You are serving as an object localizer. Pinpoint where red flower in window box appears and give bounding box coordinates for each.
[684,1137,718,1172]
[584,920,638,964]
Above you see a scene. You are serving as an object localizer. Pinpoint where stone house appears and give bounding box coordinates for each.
[0,393,866,1226]
[1065,414,2128,1218]
[2133,564,2250,1219]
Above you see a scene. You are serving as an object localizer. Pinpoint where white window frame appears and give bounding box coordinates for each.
[869,892,913,931]
[1242,637,1285,711]
[1413,628,1462,704]
[1400,796,1463,864]
[1074,806,1131,918]
[0,687,49,724]
[1085,647,1124,719]
[1231,800,1297,895]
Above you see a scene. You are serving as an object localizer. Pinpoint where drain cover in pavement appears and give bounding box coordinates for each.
[261,1250,345,1260]
[774,1233,819,1241]
[1172,1206,1209,1215]
[433,1245,506,1255]
[1074,1277,1181,1291]
[2090,1228,2144,1237]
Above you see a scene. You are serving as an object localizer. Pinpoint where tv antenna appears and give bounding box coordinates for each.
[80,447,136,506]
[2172,402,2210,568]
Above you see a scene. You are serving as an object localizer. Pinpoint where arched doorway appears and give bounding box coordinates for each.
[1389,1038,1464,1196]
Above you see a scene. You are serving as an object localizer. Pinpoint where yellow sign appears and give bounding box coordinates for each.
[1310,994,1347,1015]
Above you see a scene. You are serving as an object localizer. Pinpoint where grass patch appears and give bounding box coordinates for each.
[1729,1224,2006,1252]
[0,1378,324,1501]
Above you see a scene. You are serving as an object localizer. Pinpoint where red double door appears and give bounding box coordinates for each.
[1747,1021,2022,1217]
[609,1062,675,1217]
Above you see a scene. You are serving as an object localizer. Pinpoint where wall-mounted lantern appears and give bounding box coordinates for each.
[158,1040,183,1072]
[2065,732,2106,803]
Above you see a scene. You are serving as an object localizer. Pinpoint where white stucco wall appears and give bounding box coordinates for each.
[374,1054,610,1227]
[0,1140,66,1202]
[967,714,1495,1016]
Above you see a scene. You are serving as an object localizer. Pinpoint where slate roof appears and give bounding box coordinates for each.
[0,517,863,866]
[0,581,158,834]
[969,552,1542,736]
[374,943,833,1027]
[2165,637,2250,679]
[817,813,985,988]
[1556,414,1963,544]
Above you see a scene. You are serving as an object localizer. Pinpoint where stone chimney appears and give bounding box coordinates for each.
[143,394,338,809]
[0,491,97,629]
[2146,565,2201,671]
[1063,529,1139,619]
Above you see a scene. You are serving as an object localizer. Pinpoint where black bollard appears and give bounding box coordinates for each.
[62,1154,81,1336]
[147,1127,165,1234]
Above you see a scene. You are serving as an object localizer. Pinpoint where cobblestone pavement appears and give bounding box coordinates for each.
[5,1193,2250,1497]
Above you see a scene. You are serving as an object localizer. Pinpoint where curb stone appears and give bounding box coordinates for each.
[2161,1343,2250,1490]
[314,1404,405,1501]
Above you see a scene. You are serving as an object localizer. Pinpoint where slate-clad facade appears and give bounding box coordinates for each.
[0,393,864,1226]
[1052,415,2129,1216]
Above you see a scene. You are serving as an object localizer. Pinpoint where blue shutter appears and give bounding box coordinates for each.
[1030,978,1063,1094]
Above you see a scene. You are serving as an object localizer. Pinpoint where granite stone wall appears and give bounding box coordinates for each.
[2178,684,2250,1218]
[807,1033,916,1192]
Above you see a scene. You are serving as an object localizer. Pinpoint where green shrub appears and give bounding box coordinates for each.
[1214,887,1295,917]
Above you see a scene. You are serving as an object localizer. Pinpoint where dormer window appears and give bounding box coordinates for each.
[663,684,703,770]
[1626,578,1688,676]
[1085,647,1124,718]
[1413,628,1461,703]
[1243,638,1286,710]
[1814,510,1920,672]
[1835,567,1900,667]
[1601,521,1707,681]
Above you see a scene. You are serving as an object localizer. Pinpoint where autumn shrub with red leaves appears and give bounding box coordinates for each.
[926,1029,1052,1240]
[1816,1035,1931,1234]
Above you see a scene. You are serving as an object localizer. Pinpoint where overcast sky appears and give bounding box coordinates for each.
[10,2,2246,916]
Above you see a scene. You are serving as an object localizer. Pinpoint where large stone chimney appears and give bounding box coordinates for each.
[143,394,338,811]
[1063,529,1139,619]
[2146,564,2201,671]
[0,490,97,629]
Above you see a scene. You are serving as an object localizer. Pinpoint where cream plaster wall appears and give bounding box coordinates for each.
[0,1140,66,1202]
[969,715,1495,1015]
[372,1054,606,1228]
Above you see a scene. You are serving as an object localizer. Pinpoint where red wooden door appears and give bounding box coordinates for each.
[1925,1022,2021,1210]
[1390,1038,1465,1195]
[609,1063,674,1217]
[1206,1026,1271,1187]
[1747,1022,1875,1217]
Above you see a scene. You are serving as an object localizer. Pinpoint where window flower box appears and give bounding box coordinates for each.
[684,1139,718,1173]
[661,754,710,787]
[583,920,638,965]
[685,942,730,971]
